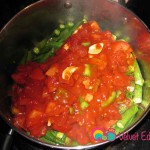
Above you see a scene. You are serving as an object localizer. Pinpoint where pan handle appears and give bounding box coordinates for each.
[1,129,14,150]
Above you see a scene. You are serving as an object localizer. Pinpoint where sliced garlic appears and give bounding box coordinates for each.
[62,66,78,80]
[88,43,104,54]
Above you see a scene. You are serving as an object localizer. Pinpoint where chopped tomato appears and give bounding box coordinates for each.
[11,21,135,145]
[45,64,58,77]
[29,67,45,80]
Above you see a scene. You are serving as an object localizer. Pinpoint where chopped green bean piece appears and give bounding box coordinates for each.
[144,80,150,87]
[59,24,65,29]
[83,64,91,77]
[20,20,84,64]
[126,65,134,75]
[117,105,138,129]
[80,101,89,110]
[67,22,74,27]
[118,104,127,114]
[82,42,91,46]
[54,29,60,36]
[101,91,116,107]
[65,137,72,145]
[33,47,40,54]
[83,18,88,23]
[115,114,135,134]
[44,130,66,145]
[126,90,134,100]
[56,132,64,139]
[133,84,142,103]
[134,61,144,86]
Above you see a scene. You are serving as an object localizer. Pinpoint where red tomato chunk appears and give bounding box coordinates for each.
[11,21,135,145]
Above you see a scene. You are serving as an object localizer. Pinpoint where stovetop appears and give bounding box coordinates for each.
[0,0,150,150]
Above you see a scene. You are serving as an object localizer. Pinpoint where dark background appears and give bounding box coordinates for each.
[0,0,150,150]
[0,0,150,29]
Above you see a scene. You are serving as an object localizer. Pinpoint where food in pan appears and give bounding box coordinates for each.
[10,20,144,145]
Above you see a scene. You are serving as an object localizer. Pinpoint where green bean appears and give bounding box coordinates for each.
[114,31,122,38]
[142,100,150,108]
[32,50,54,63]
[79,96,89,110]
[71,141,80,146]
[115,114,135,135]
[126,65,134,76]
[21,50,32,64]
[33,47,40,54]
[144,80,150,87]
[26,51,32,63]
[44,131,65,145]
[116,104,138,129]
[20,20,85,64]
[54,29,60,36]
[39,126,82,146]
[40,137,57,145]
[67,21,74,27]
[59,24,65,29]
[133,84,143,103]
[55,28,70,42]
[118,104,128,114]
[55,131,72,145]
[39,41,62,53]
[42,130,72,146]
[55,20,84,42]
[126,90,134,100]
[134,60,144,86]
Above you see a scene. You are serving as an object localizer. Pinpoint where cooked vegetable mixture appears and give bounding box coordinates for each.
[11,20,144,145]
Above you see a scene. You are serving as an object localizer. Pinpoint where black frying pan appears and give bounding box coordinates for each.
[0,0,150,149]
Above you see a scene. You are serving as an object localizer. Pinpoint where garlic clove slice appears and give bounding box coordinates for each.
[62,66,78,80]
[88,43,104,54]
